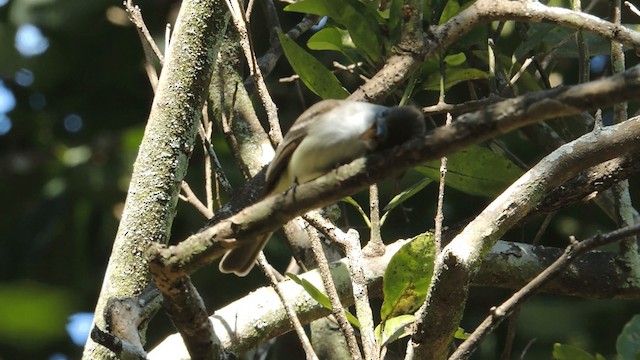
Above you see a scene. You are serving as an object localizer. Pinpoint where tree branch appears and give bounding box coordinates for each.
[83,0,228,358]
[430,0,640,54]
[147,65,640,280]
[406,117,640,359]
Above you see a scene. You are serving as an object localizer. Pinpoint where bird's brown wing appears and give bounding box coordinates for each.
[263,135,302,195]
[264,99,345,195]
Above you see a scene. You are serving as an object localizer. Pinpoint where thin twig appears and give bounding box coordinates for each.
[124,0,162,90]
[500,211,551,360]
[340,233,379,360]
[434,61,451,253]
[507,57,533,88]
[434,113,452,253]
[573,0,589,83]
[626,1,640,17]
[180,182,213,219]
[200,105,214,213]
[257,253,319,360]
[197,123,234,196]
[124,0,164,63]
[532,213,554,246]
[304,213,379,360]
[225,0,282,145]
[165,23,171,54]
[279,61,366,83]
[422,95,504,116]
[367,185,385,255]
[499,308,519,360]
[610,0,639,274]
[304,219,364,360]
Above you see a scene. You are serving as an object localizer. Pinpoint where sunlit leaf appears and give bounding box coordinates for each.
[278,31,349,99]
[375,314,415,346]
[444,52,466,66]
[284,0,331,15]
[454,327,470,340]
[552,343,597,360]
[285,0,382,63]
[422,67,488,91]
[439,0,460,24]
[307,27,346,53]
[380,233,436,320]
[417,145,523,197]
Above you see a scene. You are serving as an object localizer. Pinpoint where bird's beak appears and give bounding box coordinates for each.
[358,110,389,144]
[374,109,389,142]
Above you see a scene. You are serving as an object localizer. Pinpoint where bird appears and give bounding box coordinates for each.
[219,99,425,276]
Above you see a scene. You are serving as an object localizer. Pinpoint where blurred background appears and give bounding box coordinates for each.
[0,0,639,359]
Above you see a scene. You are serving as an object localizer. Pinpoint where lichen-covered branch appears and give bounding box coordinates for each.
[83,0,228,358]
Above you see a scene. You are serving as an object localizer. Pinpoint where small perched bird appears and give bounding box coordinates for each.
[219,99,425,276]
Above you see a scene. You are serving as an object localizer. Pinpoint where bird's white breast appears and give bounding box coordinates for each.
[286,102,386,185]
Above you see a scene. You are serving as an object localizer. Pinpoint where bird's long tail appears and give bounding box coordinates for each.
[218,233,271,276]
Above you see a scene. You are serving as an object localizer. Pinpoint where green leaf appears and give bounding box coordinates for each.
[421,56,441,78]
[287,273,361,328]
[454,327,470,340]
[341,196,371,227]
[278,31,349,99]
[439,0,460,24]
[307,27,346,53]
[285,0,382,63]
[381,177,433,225]
[444,52,466,66]
[380,233,436,320]
[552,343,597,360]
[422,67,488,91]
[417,145,523,197]
[388,0,404,44]
[616,314,640,360]
[375,314,415,346]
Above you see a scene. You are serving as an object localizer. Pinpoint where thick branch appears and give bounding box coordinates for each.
[83,0,228,359]
[407,118,640,359]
